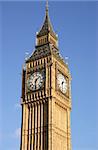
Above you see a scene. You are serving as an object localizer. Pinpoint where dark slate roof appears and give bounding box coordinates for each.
[26,43,68,69]
[37,7,57,40]
[26,43,59,62]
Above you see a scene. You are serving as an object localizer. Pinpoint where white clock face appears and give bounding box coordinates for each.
[27,72,44,91]
[57,73,67,94]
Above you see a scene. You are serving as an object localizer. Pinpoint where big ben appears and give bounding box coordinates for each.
[20,1,72,150]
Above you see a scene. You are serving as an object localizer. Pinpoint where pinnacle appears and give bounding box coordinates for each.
[37,1,57,40]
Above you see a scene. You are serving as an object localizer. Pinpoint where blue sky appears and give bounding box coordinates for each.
[0,1,98,150]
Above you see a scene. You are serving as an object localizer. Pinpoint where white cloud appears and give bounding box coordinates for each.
[14,128,21,139]
[15,103,21,109]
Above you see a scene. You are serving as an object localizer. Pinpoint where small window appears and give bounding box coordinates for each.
[41,59,42,64]
[38,60,39,65]
[47,57,48,63]
[44,58,45,64]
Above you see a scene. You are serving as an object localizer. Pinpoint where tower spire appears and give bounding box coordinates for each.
[36,0,58,47]
[46,0,48,12]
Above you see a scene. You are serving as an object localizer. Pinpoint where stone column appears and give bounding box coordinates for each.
[67,109,71,150]
[48,98,52,150]
[20,104,24,150]
[28,105,31,150]
[35,104,37,150]
[23,104,29,150]
[31,105,34,149]
[41,102,43,150]
[38,103,40,150]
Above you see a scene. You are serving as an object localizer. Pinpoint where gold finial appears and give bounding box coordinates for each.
[46,0,48,11]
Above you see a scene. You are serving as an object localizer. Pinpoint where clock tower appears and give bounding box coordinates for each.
[20,1,72,150]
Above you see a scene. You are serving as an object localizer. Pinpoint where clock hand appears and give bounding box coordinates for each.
[35,76,41,88]
[37,76,40,80]
[62,81,64,91]
[35,76,40,83]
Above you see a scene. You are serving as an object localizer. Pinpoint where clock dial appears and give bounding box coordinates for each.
[27,72,44,91]
[57,73,67,94]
